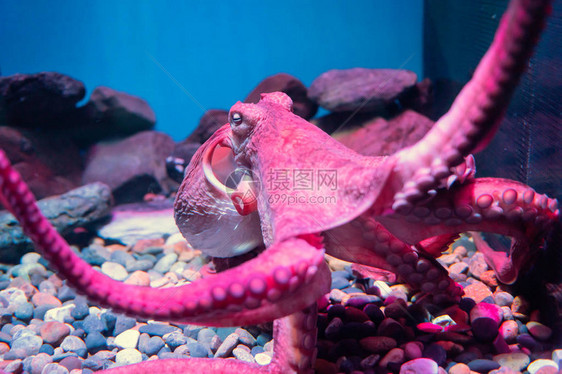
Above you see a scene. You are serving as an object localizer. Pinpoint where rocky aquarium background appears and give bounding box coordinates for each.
[0,1,560,374]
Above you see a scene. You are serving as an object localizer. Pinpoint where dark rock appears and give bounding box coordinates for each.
[164,331,188,350]
[82,314,106,334]
[332,110,434,156]
[39,344,55,355]
[340,322,377,339]
[308,68,417,113]
[0,72,85,127]
[467,359,501,373]
[166,141,201,183]
[113,315,136,336]
[186,109,228,144]
[72,86,156,146]
[363,304,385,324]
[422,343,447,366]
[187,342,208,358]
[59,356,82,371]
[325,317,343,340]
[70,301,89,320]
[0,182,112,263]
[0,126,82,200]
[83,131,174,204]
[244,73,318,120]
[377,318,405,341]
[14,302,34,321]
[138,323,180,337]
[57,285,78,303]
[139,335,165,356]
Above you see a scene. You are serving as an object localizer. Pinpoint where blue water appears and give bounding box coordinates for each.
[0,1,422,141]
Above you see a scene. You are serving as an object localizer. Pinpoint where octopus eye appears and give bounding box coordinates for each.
[231,112,243,125]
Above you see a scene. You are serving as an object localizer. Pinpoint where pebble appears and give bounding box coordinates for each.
[85,331,107,354]
[448,363,471,374]
[164,331,188,350]
[60,336,87,357]
[139,335,165,356]
[82,314,106,334]
[30,352,53,374]
[186,342,208,358]
[59,356,82,371]
[124,270,151,286]
[493,352,530,372]
[70,302,89,320]
[40,321,70,345]
[235,328,256,347]
[138,323,179,336]
[467,359,501,373]
[11,334,43,357]
[153,253,178,273]
[14,302,34,321]
[463,281,493,303]
[41,363,69,374]
[399,358,438,373]
[552,349,562,368]
[44,304,75,323]
[526,359,559,374]
[114,329,140,349]
[493,291,514,307]
[101,262,128,281]
[254,352,273,366]
[113,315,136,336]
[359,336,397,353]
[233,345,256,363]
[422,343,446,366]
[379,347,404,368]
[499,320,519,342]
[526,321,552,341]
[115,348,143,366]
[214,333,239,358]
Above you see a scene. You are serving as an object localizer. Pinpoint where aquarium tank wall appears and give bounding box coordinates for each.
[0,1,423,141]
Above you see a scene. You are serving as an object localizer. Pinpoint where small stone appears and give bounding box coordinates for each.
[124,270,151,286]
[153,253,178,274]
[30,352,53,374]
[399,358,438,374]
[468,359,501,373]
[115,348,142,366]
[449,262,469,275]
[214,333,239,358]
[40,321,70,345]
[379,347,405,368]
[101,262,128,281]
[235,328,256,347]
[14,302,34,321]
[359,336,397,353]
[422,343,446,366]
[138,323,180,337]
[164,331,188,350]
[40,363,69,374]
[404,341,423,360]
[31,292,62,308]
[493,352,531,372]
[552,349,562,368]
[44,304,75,323]
[377,317,404,341]
[468,252,489,278]
[511,296,530,317]
[140,335,165,356]
[11,334,43,357]
[494,291,514,307]
[60,336,87,355]
[113,315,136,336]
[470,302,502,342]
[82,314,106,334]
[527,359,558,374]
[254,352,272,366]
[499,320,519,343]
[526,321,552,341]
[70,302,89,320]
[448,363,471,374]
[114,329,140,349]
[187,342,208,358]
[233,346,256,363]
[463,281,493,303]
[479,270,498,287]
[59,356,82,371]
[85,331,107,354]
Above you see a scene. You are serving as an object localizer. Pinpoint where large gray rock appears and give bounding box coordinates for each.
[83,131,175,204]
[0,72,85,127]
[308,68,418,113]
[333,110,434,156]
[0,182,112,263]
[72,86,156,146]
[0,126,83,199]
[244,73,318,120]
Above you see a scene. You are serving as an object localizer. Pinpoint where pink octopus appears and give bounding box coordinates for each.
[0,0,559,372]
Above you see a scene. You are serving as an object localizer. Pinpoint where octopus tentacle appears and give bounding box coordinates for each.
[0,149,330,326]
[390,0,551,212]
[324,221,463,304]
[378,178,559,283]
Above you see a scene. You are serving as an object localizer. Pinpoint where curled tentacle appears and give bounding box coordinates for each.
[377,178,560,284]
[389,0,552,212]
[0,149,330,326]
